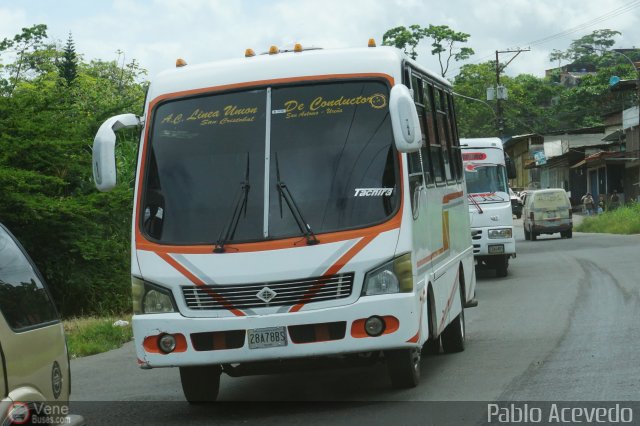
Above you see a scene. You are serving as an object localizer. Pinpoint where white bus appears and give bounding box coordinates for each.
[461,138,517,277]
[92,42,476,401]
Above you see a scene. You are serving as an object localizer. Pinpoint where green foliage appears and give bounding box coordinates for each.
[382,25,425,60]
[550,29,622,64]
[0,24,52,95]
[452,62,562,137]
[0,25,146,317]
[423,25,474,77]
[382,24,474,77]
[64,316,133,358]
[575,203,640,234]
[58,32,78,85]
[451,62,497,137]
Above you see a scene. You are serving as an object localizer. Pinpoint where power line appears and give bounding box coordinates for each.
[451,0,640,74]
[527,0,640,47]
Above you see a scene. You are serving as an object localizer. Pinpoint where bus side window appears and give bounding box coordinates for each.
[424,83,444,185]
[434,88,454,183]
[416,104,433,186]
[443,93,461,181]
[445,92,463,182]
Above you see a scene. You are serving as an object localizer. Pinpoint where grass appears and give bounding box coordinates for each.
[576,202,640,234]
[64,316,133,358]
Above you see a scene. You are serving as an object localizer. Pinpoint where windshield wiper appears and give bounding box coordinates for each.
[275,153,319,246]
[468,194,484,214]
[214,153,250,253]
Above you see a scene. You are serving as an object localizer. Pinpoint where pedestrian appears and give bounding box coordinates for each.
[581,192,594,216]
[609,190,620,210]
[597,194,605,214]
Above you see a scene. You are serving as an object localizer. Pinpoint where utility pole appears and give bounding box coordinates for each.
[495,48,530,137]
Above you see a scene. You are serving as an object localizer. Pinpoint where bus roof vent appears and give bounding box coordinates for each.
[245,48,256,58]
[368,38,377,47]
[175,58,187,68]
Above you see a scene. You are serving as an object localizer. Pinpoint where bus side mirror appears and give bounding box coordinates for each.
[93,114,141,192]
[389,84,421,153]
[505,153,517,179]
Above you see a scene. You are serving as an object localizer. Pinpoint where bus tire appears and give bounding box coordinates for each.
[180,365,222,403]
[495,255,508,278]
[385,348,421,388]
[441,300,465,353]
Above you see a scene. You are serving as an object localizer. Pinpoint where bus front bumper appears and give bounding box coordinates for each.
[134,293,423,368]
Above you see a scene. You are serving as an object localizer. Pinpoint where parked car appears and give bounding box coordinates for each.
[0,223,84,426]
[509,188,523,219]
[522,189,573,241]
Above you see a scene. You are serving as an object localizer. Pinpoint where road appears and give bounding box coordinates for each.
[70,218,640,424]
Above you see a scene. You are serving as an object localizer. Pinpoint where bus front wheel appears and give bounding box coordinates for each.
[385,348,421,388]
[180,365,222,403]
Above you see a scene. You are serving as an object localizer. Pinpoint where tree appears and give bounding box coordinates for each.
[382,24,474,77]
[423,25,474,77]
[548,29,622,65]
[58,32,78,85]
[382,25,425,60]
[0,24,50,95]
[0,26,147,316]
[453,62,562,137]
[451,62,497,137]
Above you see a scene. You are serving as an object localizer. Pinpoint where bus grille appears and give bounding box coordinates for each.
[471,230,482,254]
[182,273,355,310]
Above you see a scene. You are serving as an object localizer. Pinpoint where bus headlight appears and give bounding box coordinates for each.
[132,277,177,314]
[362,253,413,296]
[488,228,512,239]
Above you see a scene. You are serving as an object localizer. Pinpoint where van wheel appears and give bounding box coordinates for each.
[495,255,508,278]
[562,230,573,239]
[386,348,421,388]
[180,365,222,403]
[441,298,465,353]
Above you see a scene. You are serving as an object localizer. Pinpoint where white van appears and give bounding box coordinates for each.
[0,223,83,425]
[522,189,573,240]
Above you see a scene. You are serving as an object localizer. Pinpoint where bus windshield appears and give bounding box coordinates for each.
[142,80,399,245]
[464,163,509,199]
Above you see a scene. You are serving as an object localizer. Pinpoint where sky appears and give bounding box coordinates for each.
[1,0,639,80]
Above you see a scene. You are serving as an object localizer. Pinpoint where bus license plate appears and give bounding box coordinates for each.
[488,244,504,254]
[248,327,288,349]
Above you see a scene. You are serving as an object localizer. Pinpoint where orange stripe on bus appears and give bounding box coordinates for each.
[289,234,378,313]
[156,252,246,317]
[443,191,464,204]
